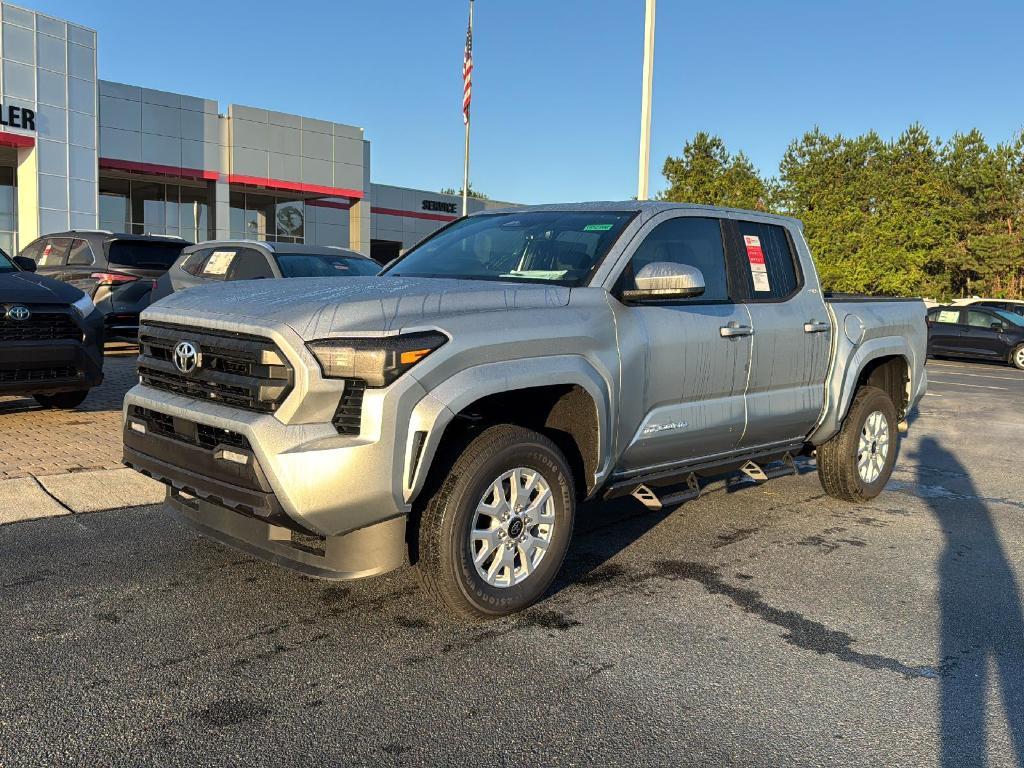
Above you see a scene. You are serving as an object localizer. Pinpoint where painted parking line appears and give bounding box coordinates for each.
[926,364,1022,381]
[927,378,1009,391]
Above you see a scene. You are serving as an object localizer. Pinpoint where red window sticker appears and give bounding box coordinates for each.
[43,244,53,257]
[743,235,771,292]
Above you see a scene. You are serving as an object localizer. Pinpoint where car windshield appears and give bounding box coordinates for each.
[994,309,1024,326]
[107,240,187,269]
[383,211,636,286]
[275,252,380,278]
[0,250,14,273]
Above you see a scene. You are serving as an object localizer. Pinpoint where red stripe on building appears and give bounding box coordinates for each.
[228,174,364,200]
[99,157,219,180]
[0,131,35,148]
[306,198,352,210]
[373,206,459,223]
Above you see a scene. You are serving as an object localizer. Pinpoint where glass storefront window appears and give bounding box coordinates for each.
[100,177,212,240]
[228,190,308,243]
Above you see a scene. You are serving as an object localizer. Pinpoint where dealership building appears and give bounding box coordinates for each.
[0,3,510,263]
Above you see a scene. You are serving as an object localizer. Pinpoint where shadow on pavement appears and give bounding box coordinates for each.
[919,436,1024,766]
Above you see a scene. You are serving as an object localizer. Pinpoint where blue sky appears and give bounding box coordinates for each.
[28,0,1024,204]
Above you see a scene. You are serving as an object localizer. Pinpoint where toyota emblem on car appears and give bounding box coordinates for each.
[6,305,31,321]
[173,340,200,374]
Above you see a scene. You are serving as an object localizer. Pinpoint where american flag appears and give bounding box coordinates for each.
[462,5,473,125]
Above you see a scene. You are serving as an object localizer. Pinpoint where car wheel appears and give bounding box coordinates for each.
[415,424,575,620]
[817,385,899,502]
[34,390,90,410]
[1010,344,1024,371]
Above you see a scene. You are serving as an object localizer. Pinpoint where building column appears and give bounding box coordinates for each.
[16,146,39,247]
[348,198,370,255]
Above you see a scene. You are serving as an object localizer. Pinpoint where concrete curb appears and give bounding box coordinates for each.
[0,468,165,525]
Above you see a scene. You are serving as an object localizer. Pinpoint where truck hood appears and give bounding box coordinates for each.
[145,276,571,336]
[0,270,83,304]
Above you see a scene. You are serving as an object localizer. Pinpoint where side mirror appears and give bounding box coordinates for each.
[622,262,705,302]
[991,322,1004,331]
[13,256,36,272]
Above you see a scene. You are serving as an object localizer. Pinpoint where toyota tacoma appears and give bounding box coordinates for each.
[123,202,927,618]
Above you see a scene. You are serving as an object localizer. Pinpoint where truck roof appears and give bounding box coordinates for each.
[472,200,803,228]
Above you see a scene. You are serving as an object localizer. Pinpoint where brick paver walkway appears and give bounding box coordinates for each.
[0,348,137,479]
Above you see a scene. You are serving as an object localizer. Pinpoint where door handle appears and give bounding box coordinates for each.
[720,323,754,338]
[803,321,831,333]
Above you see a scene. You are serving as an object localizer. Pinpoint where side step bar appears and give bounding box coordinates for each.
[622,452,799,511]
[631,473,700,511]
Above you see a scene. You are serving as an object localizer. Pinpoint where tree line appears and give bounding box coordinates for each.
[659,127,1024,299]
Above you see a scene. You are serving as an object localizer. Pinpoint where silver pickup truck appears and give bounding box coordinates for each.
[123,202,927,619]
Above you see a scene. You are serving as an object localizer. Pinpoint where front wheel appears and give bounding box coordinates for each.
[34,390,90,409]
[1010,344,1024,371]
[817,385,899,502]
[415,424,575,620]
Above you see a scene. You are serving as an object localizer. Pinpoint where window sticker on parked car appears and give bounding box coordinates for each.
[203,250,237,276]
[937,310,960,323]
[743,235,771,292]
[583,223,614,232]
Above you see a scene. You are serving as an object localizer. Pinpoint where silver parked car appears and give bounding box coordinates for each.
[123,202,928,619]
[151,241,379,301]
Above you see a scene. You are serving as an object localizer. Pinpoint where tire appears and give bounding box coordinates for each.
[1010,344,1024,371]
[817,385,899,502]
[34,390,90,410]
[415,424,575,620]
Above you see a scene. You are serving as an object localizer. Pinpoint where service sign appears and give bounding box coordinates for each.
[422,199,458,214]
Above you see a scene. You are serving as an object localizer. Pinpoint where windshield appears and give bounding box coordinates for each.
[994,309,1024,326]
[0,250,13,273]
[384,211,636,286]
[107,240,187,269]
[275,252,380,278]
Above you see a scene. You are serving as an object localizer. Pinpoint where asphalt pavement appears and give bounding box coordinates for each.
[1,358,1022,767]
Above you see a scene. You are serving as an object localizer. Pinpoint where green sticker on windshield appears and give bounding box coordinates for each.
[583,223,614,232]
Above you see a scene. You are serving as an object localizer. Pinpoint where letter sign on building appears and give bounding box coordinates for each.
[0,104,36,131]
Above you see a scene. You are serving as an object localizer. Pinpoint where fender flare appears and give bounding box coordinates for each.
[402,355,614,503]
[809,336,913,445]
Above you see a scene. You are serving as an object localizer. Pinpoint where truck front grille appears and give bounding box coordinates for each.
[332,378,366,435]
[137,322,293,413]
[0,309,81,342]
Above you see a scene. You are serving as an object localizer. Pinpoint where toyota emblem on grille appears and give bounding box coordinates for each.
[6,305,31,321]
[173,340,200,374]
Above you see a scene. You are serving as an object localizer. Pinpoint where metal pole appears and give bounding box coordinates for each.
[462,0,474,216]
[637,0,656,200]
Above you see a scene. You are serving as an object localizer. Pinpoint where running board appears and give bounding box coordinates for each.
[738,453,797,483]
[630,473,700,511]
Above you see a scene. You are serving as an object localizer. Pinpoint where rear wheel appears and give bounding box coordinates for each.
[34,390,89,410]
[415,425,575,620]
[817,385,899,502]
[1010,344,1024,371]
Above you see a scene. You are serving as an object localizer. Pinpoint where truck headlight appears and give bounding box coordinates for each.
[70,294,96,318]
[307,331,448,387]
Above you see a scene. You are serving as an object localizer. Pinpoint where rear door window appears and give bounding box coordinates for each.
[67,239,96,267]
[934,309,961,324]
[226,249,275,281]
[107,240,186,269]
[38,237,72,266]
[729,221,801,300]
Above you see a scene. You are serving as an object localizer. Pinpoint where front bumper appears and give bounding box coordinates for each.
[122,371,429,538]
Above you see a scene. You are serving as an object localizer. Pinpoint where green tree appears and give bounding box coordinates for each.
[659,132,769,210]
[440,184,489,200]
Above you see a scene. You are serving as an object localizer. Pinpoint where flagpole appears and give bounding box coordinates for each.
[462,0,474,216]
[637,0,655,200]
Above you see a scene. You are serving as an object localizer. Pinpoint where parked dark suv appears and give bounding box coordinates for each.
[0,249,104,409]
[19,231,191,341]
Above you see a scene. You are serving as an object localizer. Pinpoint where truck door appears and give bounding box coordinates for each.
[612,214,751,473]
[727,219,831,448]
